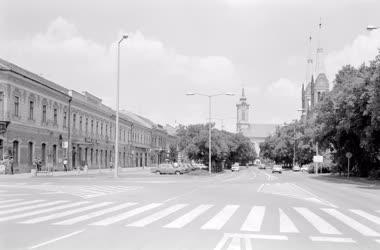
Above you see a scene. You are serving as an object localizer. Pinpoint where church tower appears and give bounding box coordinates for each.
[236,88,250,133]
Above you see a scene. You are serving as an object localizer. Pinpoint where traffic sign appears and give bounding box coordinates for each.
[313,155,323,163]
[346,152,352,159]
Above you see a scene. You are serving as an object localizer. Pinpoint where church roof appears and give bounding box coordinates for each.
[315,73,329,90]
[241,123,277,139]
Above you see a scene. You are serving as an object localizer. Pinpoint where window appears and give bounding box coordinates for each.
[14,96,19,117]
[85,118,88,133]
[53,108,58,124]
[79,116,83,131]
[63,111,67,128]
[106,124,108,137]
[96,121,99,135]
[42,105,47,123]
[101,123,103,136]
[91,120,94,134]
[73,114,76,129]
[29,101,34,120]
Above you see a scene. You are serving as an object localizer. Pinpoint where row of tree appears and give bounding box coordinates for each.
[176,124,257,171]
[260,53,380,178]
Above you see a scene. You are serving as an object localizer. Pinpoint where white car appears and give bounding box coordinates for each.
[231,163,240,172]
[292,165,301,171]
[272,165,282,174]
[301,165,309,172]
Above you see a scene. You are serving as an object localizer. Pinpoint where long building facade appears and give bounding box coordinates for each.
[0,58,177,173]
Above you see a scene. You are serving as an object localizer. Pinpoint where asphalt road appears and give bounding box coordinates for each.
[0,167,379,250]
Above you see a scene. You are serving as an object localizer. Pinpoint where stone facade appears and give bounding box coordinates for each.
[0,58,177,173]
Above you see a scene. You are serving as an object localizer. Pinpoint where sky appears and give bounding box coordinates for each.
[1,0,380,132]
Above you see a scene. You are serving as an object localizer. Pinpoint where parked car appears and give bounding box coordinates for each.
[231,163,240,172]
[300,165,309,172]
[272,165,282,174]
[258,164,266,170]
[292,165,301,171]
[151,163,189,175]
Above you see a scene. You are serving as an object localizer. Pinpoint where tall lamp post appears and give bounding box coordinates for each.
[114,35,128,178]
[186,92,234,174]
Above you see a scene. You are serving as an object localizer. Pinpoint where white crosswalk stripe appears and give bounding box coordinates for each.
[279,208,299,233]
[241,206,265,232]
[0,200,68,216]
[226,236,241,250]
[0,201,90,222]
[20,202,112,224]
[0,200,44,209]
[91,203,162,226]
[350,209,380,225]
[54,202,137,225]
[0,198,379,241]
[294,207,341,235]
[164,204,213,228]
[0,199,23,204]
[201,205,239,230]
[322,208,380,237]
[127,204,187,227]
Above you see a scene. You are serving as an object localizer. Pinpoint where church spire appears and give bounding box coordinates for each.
[306,35,313,83]
[240,87,247,101]
[242,88,245,98]
[315,18,325,76]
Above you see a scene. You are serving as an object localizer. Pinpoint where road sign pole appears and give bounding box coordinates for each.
[347,157,350,179]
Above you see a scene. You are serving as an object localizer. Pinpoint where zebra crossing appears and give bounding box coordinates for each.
[0,184,141,198]
[0,198,379,241]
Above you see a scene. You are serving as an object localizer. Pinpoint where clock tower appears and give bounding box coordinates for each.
[236,88,250,133]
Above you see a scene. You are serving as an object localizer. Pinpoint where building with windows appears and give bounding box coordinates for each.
[0,58,177,173]
[236,88,277,155]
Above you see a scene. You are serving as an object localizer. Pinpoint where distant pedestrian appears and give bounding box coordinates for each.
[9,156,14,175]
[63,158,68,171]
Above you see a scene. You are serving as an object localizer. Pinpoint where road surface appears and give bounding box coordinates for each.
[0,167,379,250]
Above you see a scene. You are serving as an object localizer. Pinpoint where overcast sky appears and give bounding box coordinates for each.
[1,0,380,131]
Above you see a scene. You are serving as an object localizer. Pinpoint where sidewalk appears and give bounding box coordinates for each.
[0,167,151,179]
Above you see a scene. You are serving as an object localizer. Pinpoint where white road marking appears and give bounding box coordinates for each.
[54,202,137,225]
[375,239,380,244]
[322,208,380,237]
[0,201,91,222]
[165,204,213,228]
[241,206,266,232]
[0,199,22,204]
[257,184,264,192]
[226,236,240,250]
[0,200,44,209]
[91,203,162,226]
[214,234,229,250]
[350,209,380,225]
[128,204,187,227]
[224,233,288,240]
[310,236,355,243]
[21,202,112,224]
[245,238,252,250]
[0,200,68,216]
[201,205,239,230]
[28,229,84,249]
[0,193,30,197]
[279,208,299,233]
[290,183,338,208]
[294,207,341,235]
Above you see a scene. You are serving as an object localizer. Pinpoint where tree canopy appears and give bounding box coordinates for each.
[176,124,257,171]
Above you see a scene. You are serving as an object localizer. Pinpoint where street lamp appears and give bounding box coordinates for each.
[114,34,128,178]
[186,92,234,174]
[367,25,379,31]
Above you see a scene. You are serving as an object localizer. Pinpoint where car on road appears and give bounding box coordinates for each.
[272,165,282,174]
[292,165,301,171]
[258,164,266,170]
[150,163,189,175]
[300,165,309,172]
[231,163,240,172]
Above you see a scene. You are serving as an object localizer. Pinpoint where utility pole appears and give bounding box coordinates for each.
[293,123,296,167]
[315,142,319,175]
[67,91,72,170]
[208,96,212,174]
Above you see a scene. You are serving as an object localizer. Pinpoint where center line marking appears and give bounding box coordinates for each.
[28,229,85,249]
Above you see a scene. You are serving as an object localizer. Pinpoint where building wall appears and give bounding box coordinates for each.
[0,59,177,173]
